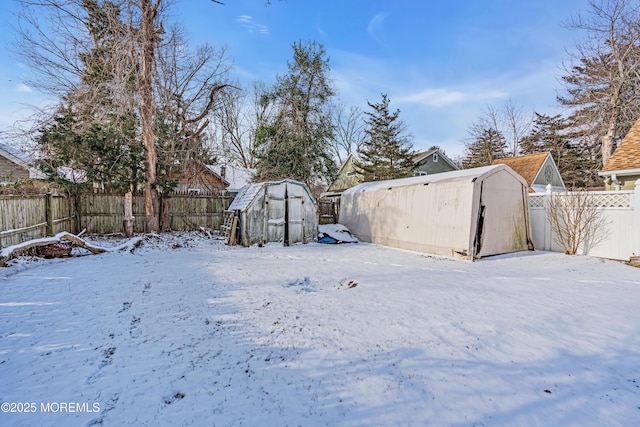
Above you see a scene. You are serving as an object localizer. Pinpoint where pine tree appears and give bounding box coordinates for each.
[254,40,337,187]
[358,93,415,181]
[559,0,640,168]
[520,113,590,188]
[462,127,507,168]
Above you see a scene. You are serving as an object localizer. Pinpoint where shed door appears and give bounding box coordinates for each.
[287,192,305,245]
[265,184,286,244]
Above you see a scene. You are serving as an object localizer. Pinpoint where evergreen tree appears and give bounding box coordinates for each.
[37,108,144,192]
[358,93,415,181]
[254,40,337,187]
[520,113,589,188]
[37,1,144,193]
[559,0,640,168]
[462,127,507,168]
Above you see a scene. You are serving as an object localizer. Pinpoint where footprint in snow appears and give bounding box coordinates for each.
[164,392,186,405]
[129,316,141,338]
[285,277,316,293]
[117,302,132,314]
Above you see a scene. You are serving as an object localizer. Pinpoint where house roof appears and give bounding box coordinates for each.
[0,142,46,179]
[411,148,438,163]
[601,117,640,174]
[0,143,33,170]
[412,148,458,169]
[208,165,255,191]
[492,152,549,185]
[334,153,361,175]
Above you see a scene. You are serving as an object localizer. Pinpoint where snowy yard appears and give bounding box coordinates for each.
[1,233,639,426]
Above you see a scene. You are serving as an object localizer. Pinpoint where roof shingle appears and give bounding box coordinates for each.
[492,152,549,185]
[602,118,640,172]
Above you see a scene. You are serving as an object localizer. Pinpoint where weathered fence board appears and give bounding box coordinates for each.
[0,194,74,248]
[318,198,339,224]
[163,194,230,231]
[1,192,233,249]
[78,193,146,234]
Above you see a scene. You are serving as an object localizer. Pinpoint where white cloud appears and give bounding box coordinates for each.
[396,88,508,107]
[367,13,387,44]
[16,84,33,93]
[236,15,269,35]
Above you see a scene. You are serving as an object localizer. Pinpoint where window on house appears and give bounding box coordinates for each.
[414,170,427,176]
[433,153,439,162]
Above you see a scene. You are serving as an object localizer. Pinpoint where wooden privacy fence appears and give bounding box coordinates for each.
[0,192,233,249]
[0,193,76,248]
[318,196,340,225]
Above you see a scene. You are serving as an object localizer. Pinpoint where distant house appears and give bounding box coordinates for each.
[412,148,458,176]
[208,164,255,195]
[493,152,566,193]
[327,148,457,194]
[327,154,365,193]
[599,117,640,190]
[0,143,45,183]
[172,161,229,194]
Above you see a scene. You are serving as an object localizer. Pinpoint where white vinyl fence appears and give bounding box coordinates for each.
[529,180,640,261]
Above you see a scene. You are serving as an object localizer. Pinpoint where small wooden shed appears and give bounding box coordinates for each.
[227,180,318,246]
[339,164,534,260]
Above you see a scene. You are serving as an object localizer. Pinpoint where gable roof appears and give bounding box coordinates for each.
[412,148,458,169]
[601,117,640,174]
[0,143,32,170]
[208,164,254,191]
[492,152,549,185]
[334,153,361,175]
[0,142,46,179]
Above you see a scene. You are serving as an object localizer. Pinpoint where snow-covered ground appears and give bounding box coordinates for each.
[1,233,639,426]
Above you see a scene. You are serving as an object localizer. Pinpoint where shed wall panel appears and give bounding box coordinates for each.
[339,165,532,259]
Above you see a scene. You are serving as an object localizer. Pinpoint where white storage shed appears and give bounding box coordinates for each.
[227,179,318,247]
[339,164,534,259]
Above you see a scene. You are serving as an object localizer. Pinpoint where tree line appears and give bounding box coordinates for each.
[462,0,640,188]
[9,0,640,232]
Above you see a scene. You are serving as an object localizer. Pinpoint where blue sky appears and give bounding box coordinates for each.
[0,0,591,158]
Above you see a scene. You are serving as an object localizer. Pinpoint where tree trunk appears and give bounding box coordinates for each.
[0,232,142,266]
[141,0,160,233]
[601,116,617,168]
[123,188,134,237]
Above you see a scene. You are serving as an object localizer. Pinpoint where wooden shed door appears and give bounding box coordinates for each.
[286,191,305,245]
[265,184,286,244]
[264,183,307,246]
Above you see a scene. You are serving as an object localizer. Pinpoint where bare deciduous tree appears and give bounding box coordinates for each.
[209,80,274,169]
[546,190,609,255]
[154,25,232,181]
[560,0,640,168]
[502,100,532,156]
[14,0,229,233]
[468,101,532,158]
[330,104,365,165]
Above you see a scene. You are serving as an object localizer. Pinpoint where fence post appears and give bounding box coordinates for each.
[543,185,552,251]
[45,193,54,236]
[634,179,640,257]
